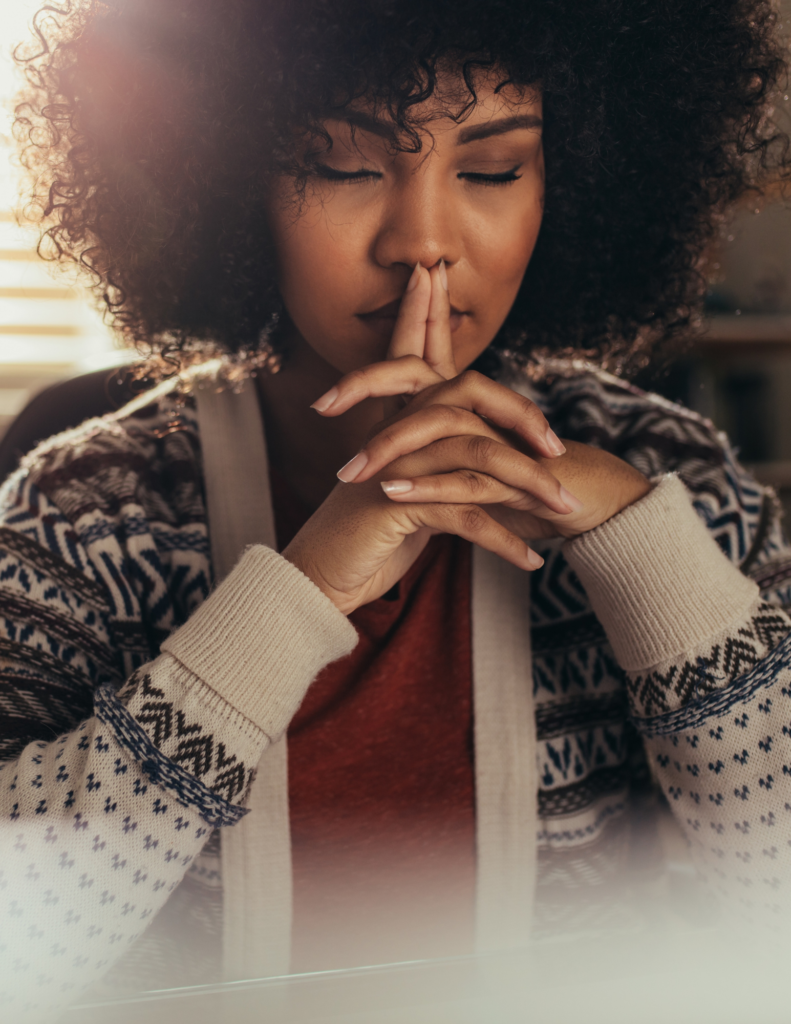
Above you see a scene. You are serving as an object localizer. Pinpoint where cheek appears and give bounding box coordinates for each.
[488,155,545,290]
[268,192,391,373]
[274,219,351,329]
[269,197,372,349]
[483,198,543,292]
[454,191,542,366]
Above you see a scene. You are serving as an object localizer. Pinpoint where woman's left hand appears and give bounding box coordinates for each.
[312,262,651,541]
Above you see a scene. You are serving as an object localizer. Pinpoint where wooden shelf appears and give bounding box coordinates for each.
[746,461,791,489]
[698,314,791,349]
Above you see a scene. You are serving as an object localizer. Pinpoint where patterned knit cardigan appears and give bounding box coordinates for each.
[2,365,791,1017]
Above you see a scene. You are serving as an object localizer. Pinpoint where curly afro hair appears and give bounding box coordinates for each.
[13,0,791,373]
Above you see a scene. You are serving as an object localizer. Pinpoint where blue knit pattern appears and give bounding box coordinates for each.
[2,365,791,1007]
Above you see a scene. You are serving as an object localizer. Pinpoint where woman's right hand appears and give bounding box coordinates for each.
[282,262,569,615]
[283,444,545,615]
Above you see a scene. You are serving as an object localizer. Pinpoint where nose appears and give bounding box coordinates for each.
[371,168,461,274]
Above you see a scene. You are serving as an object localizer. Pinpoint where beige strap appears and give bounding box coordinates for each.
[195,379,292,980]
[195,379,276,573]
[471,545,537,952]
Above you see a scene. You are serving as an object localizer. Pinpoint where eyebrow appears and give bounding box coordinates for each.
[338,110,399,140]
[456,114,543,144]
[335,110,543,144]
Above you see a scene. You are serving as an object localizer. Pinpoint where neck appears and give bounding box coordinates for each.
[256,331,386,510]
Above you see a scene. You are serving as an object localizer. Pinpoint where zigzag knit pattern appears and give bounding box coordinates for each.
[0,401,270,1016]
[1,367,791,1009]
[518,367,791,931]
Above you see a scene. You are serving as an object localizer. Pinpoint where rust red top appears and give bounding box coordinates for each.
[272,468,476,973]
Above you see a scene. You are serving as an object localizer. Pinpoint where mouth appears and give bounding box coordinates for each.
[356,298,469,335]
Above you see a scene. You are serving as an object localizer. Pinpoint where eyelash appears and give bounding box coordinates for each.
[314,165,381,184]
[460,166,523,187]
[313,163,523,187]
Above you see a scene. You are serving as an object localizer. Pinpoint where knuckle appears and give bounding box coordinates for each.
[442,405,468,430]
[517,393,544,421]
[460,505,487,533]
[459,469,486,496]
[467,433,495,466]
[376,426,401,450]
[429,402,457,422]
[420,403,462,433]
[346,366,373,388]
[457,369,483,390]
[405,358,433,390]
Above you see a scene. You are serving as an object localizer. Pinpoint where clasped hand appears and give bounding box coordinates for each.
[284,262,650,615]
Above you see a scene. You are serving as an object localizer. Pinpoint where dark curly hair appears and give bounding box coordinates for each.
[13,0,791,373]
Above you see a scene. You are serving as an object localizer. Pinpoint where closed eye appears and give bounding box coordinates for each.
[313,163,382,183]
[458,165,523,186]
[313,162,523,186]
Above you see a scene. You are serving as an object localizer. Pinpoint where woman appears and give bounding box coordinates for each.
[3,0,791,1014]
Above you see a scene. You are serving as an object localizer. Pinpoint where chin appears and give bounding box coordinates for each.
[323,336,390,374]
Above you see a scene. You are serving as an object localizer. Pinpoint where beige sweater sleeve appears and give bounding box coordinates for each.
[563,473,759,672]
[162,544,359,740]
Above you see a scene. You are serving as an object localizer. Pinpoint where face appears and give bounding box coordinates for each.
[268,71,545,376]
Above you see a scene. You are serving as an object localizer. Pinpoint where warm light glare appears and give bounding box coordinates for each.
[0,0,43,111]
[0,0,126,384]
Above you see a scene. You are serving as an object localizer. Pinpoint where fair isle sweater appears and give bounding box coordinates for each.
[2,365,791,1017]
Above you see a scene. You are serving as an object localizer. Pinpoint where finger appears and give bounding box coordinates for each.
[425,260,457,380]
[413,370,566,458]
[339,405,503,479]
[315,368,565,456]
[337,405,576,513]
[383,263,431,419]
[379,431,581,515]
[405,501,544,571]
[386,262,431,361]
[339,414,578,515]
[311,356,444,416]
[380,470,538,510]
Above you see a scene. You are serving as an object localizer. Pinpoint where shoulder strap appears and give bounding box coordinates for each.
[195,378,292,980]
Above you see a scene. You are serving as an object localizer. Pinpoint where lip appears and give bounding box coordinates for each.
[357,297,469,334]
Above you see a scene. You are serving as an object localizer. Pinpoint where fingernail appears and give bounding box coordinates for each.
[337,451,369,483]
[545,427,566,456]
[559,485,584,513]
[406,262,421,292]
[310,386,339,413]
[380,479,414,496]
[438,258,448,291]
[526,548,544,570]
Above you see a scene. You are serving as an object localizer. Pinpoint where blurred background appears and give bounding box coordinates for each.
[2,1,791,518]
[0,0,129,452]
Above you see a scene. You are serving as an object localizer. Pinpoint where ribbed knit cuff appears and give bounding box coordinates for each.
[563,474,759,671]
[162,545,358,739]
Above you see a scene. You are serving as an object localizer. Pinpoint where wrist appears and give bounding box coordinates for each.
[559,472,652,538]
[282,540,355,616]
[563,474,758,670]
[161,545,358,737]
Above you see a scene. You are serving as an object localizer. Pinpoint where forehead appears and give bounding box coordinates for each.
[335,68,542,142]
